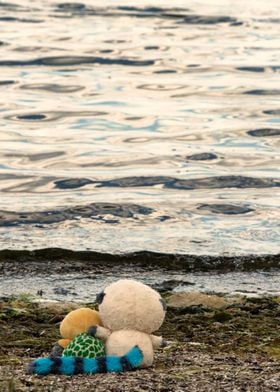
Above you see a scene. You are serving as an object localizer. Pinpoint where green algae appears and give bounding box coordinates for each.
[1,295,279,360]
[160,295,280,359]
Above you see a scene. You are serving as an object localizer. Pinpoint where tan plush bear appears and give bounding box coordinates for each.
[58,307,102,349]
[51,307,105,358]
[92,279,166,368]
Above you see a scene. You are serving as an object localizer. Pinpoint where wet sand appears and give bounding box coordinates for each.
[1,249,280,301]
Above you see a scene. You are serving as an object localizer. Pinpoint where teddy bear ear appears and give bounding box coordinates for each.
[160,298,167,311]
[96,291,106,304]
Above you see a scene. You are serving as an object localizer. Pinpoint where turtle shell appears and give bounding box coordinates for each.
[63,332,105,358]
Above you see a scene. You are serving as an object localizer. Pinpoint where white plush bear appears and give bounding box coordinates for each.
[92,279,166,368]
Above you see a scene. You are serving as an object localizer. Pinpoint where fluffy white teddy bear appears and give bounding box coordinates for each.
[91,279,166,368]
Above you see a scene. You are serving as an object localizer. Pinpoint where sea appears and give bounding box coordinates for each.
[0,0,279,300]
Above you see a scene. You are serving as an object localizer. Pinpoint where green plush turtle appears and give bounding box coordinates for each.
[50,307,106,359]
[63,332,105,358]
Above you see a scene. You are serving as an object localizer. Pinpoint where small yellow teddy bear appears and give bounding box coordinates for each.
[51,307,105,358]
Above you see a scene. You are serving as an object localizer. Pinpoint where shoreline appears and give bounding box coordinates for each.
[1,248,280,273]
[1,269,280,302]
[1,249,279,302]
[0,292,279,391]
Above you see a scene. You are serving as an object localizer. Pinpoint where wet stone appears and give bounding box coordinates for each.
[53,287,71,295]
[153,279,195,292]
[167,292,231,309]
[212,311,233,323]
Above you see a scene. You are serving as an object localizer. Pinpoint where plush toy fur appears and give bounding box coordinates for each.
[94,279,166,368]
[58,307,102,349]
[29,279,166,375]
[29,346,143,375]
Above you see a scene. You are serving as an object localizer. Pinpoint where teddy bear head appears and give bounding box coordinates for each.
[96,279,166,333]
[60,307,102,340]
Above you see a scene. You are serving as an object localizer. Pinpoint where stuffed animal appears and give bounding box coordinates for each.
[93,279,166,368]
[58,307,102,349]
[52,307,106,358]
[29,279,166,375]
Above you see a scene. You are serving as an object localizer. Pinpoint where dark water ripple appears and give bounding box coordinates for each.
[54,4,240,25]
[0,16,41,23]
[168,176,280,190]
[247,128,280,137]
[0,56,154,67]
[244,89,280,96]
[94,176,280,190]
[54,178,93,189]
[0,0,279,258]
[0,2,21,9]
[16,174,279,192]
[237,66,280,73]
[6,110,107,122]
[197,204,254,215]
[263,109,280,116]
[55,4,190,19]
[0,203,154,227]
[0,80,14,85]
[179,15,239,25]
[20,83,84,93]
[28,152,65,161]
[17,113,46,121]
[186,153,218,161]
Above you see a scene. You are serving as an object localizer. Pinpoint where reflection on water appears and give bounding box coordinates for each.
[0,0,279,256]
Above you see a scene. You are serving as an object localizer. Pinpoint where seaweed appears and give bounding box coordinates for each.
[0,295,279,391]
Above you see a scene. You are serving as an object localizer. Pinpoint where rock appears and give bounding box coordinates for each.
[167,291,229,309]
[53,287,71,295]
[212,311,233,322]
[36,302,79,315]
[153,279,195,292]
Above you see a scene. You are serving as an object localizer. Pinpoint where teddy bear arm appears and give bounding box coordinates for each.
[150,334,163,349]
[87,325,111,341]
[58,338,71,348]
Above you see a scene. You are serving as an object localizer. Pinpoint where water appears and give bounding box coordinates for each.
[0,0,280,258]
[1,269,280,302]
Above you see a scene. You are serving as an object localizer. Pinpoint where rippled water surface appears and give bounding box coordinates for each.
[0,0,280,255]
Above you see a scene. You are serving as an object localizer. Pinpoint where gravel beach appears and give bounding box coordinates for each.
[1,293,279,391]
